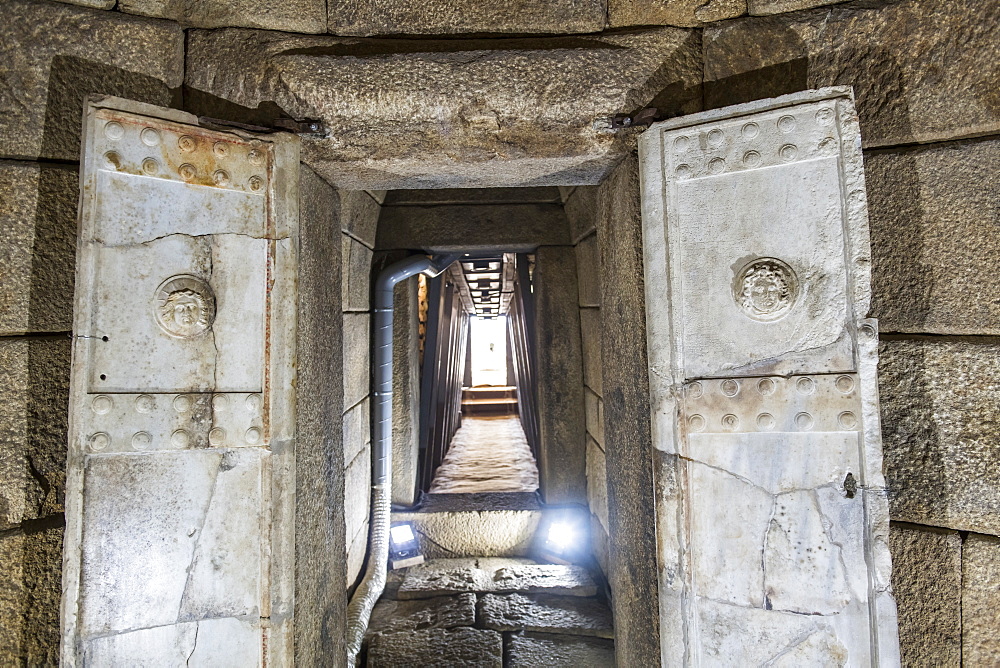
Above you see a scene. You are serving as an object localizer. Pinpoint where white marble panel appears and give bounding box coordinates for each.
[87,233,266,394]
[84,617,261,667]
[640,89,899,665]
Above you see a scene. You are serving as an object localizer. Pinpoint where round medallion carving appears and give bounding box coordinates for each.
[734,258,798,321]
[154,275,216,338]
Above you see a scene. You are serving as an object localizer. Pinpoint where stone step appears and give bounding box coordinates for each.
[479,593,614,639]
[367,627,503,667]
[396,558,598,600]
[507,632,616,667]
[391,492,542,559]
[366,593,477,637]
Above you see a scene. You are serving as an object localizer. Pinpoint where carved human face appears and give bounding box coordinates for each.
[161,289,206,331]
[748,272,785,312]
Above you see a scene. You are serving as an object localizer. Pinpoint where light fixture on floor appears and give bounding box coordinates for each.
[535,506,589,565]
[388,522,425,569]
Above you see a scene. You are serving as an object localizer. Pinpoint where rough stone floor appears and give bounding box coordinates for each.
[430,416,539,494]
[365,558,615,667]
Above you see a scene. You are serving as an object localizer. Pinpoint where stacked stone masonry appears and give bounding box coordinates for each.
[364,559,615,667]
[1,0,998,663]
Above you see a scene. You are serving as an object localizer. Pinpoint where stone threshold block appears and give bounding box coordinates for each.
[366,627,502,667]
[396,559,598,600]
[365,593,477,637]
[507,632,615,667]
[186,27,702,189]
[479,593,614,638]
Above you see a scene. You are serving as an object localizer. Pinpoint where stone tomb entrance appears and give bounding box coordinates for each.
[62,89,900,665]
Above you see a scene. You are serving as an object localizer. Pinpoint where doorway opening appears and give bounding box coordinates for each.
[418,253,540,497]
[429,313,539,494]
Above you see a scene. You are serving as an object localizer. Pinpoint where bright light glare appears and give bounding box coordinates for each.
[546,522,576,551]
[390,524,415,546]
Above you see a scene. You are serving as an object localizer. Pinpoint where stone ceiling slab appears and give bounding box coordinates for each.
[186,28,702,189]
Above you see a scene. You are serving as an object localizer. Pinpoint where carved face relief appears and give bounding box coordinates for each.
[734,259,797,321]
[154,275,216,337]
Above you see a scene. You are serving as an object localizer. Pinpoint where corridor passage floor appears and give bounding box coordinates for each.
[429,416,539,494]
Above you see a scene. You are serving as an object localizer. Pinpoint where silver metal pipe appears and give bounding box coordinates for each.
[345,253,459,666]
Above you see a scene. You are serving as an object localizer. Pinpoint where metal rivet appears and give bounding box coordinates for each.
[132,432,152,450]
[213,142,229,158]
[142,158,159,175]
[179,163,197,180]
[245,427,262,444]
[209,428,227,446]
[173,395,192,412]
[178,135,196,152]
[213,170,230,186]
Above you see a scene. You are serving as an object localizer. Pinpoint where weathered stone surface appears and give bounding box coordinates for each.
[340,190,380,248]
[591,515,611,579]
[564,187,598,243]
[390,506,541,559]
[0,0,183,161]
[343,234,373,311]
[367,627,502,667]
[384,187,562,206]
[963,533,1000,665]
[586,437,608,532]
[579,307,602,396]
[748,0,843,15]
[879,339,1000,534]
[479,593,614,638]
[345,446,371,548]
[186,28,702,189]
[397,561,597,599]
[347,518,368,588]
[53,0,114,8]
[866,138,1000,335]
[367,593,476,636]
[703,0,1000,147]
[610,0,745,27]
[344,397,370,467]
[592,155,660,666]
[507,632,616,667]
[119,0,326,33]
[329,0,606,36]
[392,278,420,506]
[397,560,495,599]
[0,338,70,529]
[534,246,586,505]
[887,524,962,666]
[575,234,601,307]
[0,525,63,667]
[376,204,570,252]
[295,163,347,664]
[343,312,370,409]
